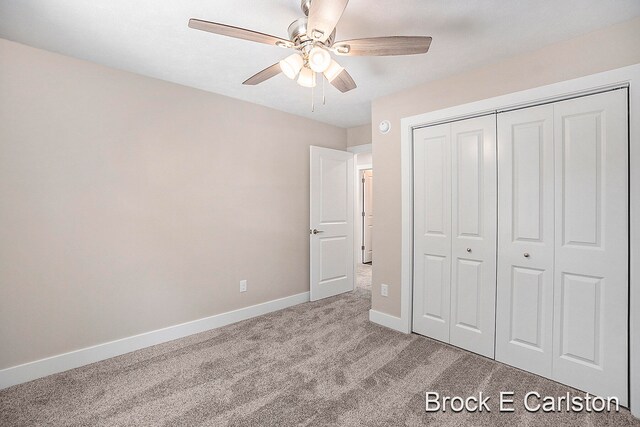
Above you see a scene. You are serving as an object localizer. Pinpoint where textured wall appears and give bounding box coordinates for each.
[0,39,347,369]
[347,124,372,147]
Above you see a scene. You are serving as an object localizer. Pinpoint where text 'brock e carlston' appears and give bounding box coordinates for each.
[425,392,620,413]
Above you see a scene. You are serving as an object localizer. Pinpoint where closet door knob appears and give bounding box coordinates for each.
[466,248,472,253]
[524,253,530,258]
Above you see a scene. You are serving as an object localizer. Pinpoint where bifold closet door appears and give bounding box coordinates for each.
[449,116,497,358]
[413,123,452,342]
[496,105,555,377]
[552,90,628,404]
[413,115,497,358]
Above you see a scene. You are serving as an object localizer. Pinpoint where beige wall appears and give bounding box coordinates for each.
[347,124,372,147]
[0,39,347,369]
[371,16,640,317]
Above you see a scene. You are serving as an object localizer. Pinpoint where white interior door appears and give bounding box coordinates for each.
[362,170,373,263]
[310,146,354,301]
[552,90,628,404]
[449,115,497,358]
[412,123,452,342]
[496,104,555,377]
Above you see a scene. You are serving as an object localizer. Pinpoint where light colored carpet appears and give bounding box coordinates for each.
[357,263,372,291]
[1,289,638,426]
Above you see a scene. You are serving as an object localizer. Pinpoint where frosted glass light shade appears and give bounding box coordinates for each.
[323,59,344,82]
[297,67,317,88]
[279,53,304,79]
[308,46,332,73]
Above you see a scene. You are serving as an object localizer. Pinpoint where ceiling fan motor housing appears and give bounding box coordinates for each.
[290,0,336,47]
[288,17,336,46]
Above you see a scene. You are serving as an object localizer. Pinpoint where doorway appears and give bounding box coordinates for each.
[309,146,354,301]
[352,147,372,292]
[308,144,373,300]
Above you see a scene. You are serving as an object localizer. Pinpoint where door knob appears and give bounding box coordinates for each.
[311,229,324,235]
[524,253,530,258]
[466,248,472,253]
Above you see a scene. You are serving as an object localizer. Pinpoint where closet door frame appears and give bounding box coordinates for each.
[394,64,640,417]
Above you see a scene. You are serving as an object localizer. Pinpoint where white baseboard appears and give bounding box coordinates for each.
[0,291,310,390]
[369,309,407,333]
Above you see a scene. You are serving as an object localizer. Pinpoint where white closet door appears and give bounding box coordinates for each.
[496,105,555,377]
[412,123,452,342]
[449,115,497,358]
[552,90,628,404]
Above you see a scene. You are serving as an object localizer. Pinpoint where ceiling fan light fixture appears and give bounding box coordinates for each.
[280,53,304,79]
[323,59,344,82]
[297,67,317,88]
[308,46,332,73]
[189,0,433,95]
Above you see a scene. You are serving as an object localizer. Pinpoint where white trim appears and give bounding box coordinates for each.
[355,164,373,265]
[399,109,414,334]
[347,143,372,154]
[398,63,640,416]
[0,292,310,390]
[369,309,404,332]
[352,143,373,268]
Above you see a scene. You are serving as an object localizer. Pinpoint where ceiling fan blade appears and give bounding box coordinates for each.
[306,0,349,43]
[329,69,356,93]
[333,36,432,56]
[243,63,282,85]
[188,19,293,48]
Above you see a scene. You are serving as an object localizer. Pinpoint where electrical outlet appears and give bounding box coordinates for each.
[381,284,389,297]
[239,280,247,293]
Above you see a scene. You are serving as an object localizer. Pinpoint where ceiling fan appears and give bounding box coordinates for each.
[188,0,432,94]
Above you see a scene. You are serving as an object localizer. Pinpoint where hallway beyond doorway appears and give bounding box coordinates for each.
[357,263,372,291]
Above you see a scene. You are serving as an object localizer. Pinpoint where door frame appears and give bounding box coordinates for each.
[396,63,640,416]
[359,168,373,264]
[349,144,373,269]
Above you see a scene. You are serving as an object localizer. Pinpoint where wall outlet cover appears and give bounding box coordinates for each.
[240,280,247,293]
[381,284,388,297]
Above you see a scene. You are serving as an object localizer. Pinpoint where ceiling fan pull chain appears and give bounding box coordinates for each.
[311,81,315,112]
[322,75,326,105]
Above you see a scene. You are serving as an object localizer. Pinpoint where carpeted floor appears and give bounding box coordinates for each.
[1,289,638,426]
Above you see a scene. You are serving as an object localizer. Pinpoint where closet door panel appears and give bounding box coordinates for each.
[552,89,628,405]
[496,105,555,377]
[449,115,497,358]
[412,123,452,341]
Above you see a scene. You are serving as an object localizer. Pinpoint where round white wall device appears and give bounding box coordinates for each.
[378,120,391,134]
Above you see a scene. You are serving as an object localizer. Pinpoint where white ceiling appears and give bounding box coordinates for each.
[1,1,639,128]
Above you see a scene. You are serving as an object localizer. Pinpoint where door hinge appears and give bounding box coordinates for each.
[362,211,365,217]
[362,178,365,183]
[361,245,365,250]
